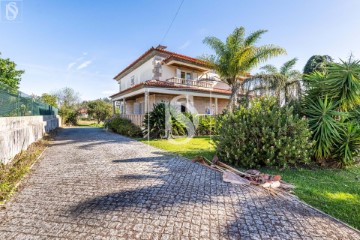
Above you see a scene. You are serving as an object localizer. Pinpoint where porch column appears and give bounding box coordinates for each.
[144,90,149,113]
[112,101,116,115]
[122,98,126,114]
[215,98,218,115]
[186,94,189,112]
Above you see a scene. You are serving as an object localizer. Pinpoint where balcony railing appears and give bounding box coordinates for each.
[166,77,213,89]
[121,114,145,126]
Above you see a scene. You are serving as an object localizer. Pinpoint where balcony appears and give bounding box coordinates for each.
[166,77,213,89]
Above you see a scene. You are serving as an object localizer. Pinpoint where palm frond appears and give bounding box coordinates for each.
[203,36,226,56]
[280,58,298,75]
[244,29,267,46]
[226,27,245,50]
[260,64,278,74]
[246,45,287,69]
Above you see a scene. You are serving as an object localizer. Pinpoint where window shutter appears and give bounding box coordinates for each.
[140,102,143,114]
[134,103,139,114]
[176,69,181,78]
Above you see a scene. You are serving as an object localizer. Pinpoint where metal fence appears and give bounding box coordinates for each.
[0,82,58,117]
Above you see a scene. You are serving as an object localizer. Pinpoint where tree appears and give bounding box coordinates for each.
[303,55,333,75]
[55,87,80,107]
[87,99,112,124]
[0,53,24,89]
[255,58,302,104]
[40,93,58,108]
[54,87,80,125]
[202,26,286,111]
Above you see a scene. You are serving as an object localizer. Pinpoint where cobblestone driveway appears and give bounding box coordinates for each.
[0,128,359,239]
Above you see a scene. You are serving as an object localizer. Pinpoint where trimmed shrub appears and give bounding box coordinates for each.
[105,115,142,138]
[196,115,216,136]
[214,97,314,168]
[59,106,78,126]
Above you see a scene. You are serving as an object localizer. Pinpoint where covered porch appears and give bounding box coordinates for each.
[111,86,230,126]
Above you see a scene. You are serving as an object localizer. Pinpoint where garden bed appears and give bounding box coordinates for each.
[0,131,55,204]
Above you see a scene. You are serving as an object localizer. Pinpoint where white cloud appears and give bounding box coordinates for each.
[179,40,191,50]
[77,60,92,70]
[67,62,76,70]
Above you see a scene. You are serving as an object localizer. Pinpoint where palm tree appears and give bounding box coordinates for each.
[202,27,286,111]
[254,58,302,105]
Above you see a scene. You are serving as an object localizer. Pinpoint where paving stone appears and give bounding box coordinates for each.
[0,128,359,239]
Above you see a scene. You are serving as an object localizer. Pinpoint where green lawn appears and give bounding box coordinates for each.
[139,136,360,230]
[138,136,215,160]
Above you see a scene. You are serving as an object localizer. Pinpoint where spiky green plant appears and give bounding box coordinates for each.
[335,122,360,166]
[143,102,186,138]
[323,58,360,111]
[303,57,360,166]
[303,96,344,161]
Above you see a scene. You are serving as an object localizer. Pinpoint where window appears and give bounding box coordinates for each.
[186,73,191,80]
[130,76,135,86]
[180,71,192,80]
[181,71,186,79]
[181,105,186,113]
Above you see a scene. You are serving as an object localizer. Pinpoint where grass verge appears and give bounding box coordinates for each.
[139,136,360,230]
[0,131,55,204]
[77,119,103,128]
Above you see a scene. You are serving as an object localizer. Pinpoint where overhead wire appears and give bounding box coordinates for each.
[160,0,185,44]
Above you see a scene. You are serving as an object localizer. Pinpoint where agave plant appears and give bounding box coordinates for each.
[143,102,187,138]
[304,96,344,161]
[303,56,360,166]
[323,57,360,111]
[335,122,360,166]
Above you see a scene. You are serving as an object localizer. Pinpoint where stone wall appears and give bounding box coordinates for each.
[0,115,61,164]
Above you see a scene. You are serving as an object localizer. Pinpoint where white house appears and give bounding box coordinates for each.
[110,45,233,126]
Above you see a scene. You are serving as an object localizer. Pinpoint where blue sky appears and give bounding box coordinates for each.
[1,0,360,100]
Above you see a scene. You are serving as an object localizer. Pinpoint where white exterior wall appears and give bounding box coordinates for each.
[118,57,154,91]
[160,64,176,81]
[160,64,202,81]
[115,53,227,92]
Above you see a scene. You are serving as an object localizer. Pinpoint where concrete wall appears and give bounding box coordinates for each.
[0,115,61,164]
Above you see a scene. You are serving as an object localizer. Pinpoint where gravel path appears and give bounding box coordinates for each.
[0,127,359,239]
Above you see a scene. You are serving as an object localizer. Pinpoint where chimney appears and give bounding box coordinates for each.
[156,44,167,50]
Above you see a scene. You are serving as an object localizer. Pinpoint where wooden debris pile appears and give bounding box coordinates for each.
[192,155,295,194]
